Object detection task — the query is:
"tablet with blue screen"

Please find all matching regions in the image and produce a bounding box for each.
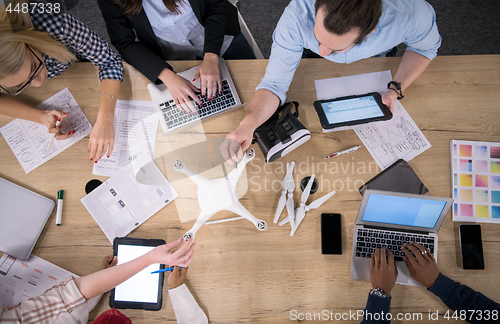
[314,92,392,129]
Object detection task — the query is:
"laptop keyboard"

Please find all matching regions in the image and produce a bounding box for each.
[159,79,236,131]
[355,228,435,261]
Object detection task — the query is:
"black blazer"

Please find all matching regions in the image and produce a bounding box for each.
[97,0,241,83]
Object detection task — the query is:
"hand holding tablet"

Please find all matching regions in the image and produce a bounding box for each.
[109,237,195,310]
[314,92,393,130]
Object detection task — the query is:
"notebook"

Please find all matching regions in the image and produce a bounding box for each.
[350,190,452,286]
[0,177,54,260]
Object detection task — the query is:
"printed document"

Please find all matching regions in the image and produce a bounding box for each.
[93,100,159,177]
[0,254,75,308]
[82,153,178,243]
[0,88,92,173]
[315,71,431,170]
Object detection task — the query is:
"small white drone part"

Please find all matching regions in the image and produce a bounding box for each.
[174,148,268,241]
[279,174,336,236]
[274,161,295,225]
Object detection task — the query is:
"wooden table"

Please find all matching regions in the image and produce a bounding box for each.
[1,56,499,323]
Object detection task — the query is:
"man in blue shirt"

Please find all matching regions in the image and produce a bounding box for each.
[222,0,441,162]
[362,243,500,323]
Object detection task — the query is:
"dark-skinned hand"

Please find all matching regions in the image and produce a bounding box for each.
[370,246,398,295]
[401,242,440,288]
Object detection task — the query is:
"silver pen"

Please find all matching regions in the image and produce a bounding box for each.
[324,145,361,159]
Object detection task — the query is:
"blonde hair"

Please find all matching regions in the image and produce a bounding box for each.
[0,1,76,79]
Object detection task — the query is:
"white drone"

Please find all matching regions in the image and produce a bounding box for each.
[174,148,268,241]
[277,173,336,236]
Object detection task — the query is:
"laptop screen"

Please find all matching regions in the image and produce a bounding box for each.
[362,193,447,229]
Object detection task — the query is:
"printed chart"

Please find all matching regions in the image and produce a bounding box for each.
[0,254,74,308]
[451,140,500,223]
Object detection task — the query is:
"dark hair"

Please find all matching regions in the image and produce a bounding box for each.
[315,0,382,44]
[115,0,183,17]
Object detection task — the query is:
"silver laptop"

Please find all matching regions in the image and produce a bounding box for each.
[350,189,453,286]
[0,177,55,260]
[148,58,243,134]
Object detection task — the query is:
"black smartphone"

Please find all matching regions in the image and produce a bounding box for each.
[321,213,342,255]
[459,224,484,270]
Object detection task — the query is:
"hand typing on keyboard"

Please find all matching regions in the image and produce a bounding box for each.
[370,246,398,295]
[401,242,440,288]
[193,53,222,100]
[158,68,202,114]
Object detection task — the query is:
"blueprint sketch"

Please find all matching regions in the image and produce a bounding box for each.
[353,101,431,170]
[0,88,92,173]
[92,100,159,177]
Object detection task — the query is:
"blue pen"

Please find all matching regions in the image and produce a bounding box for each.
[150,266,184,274]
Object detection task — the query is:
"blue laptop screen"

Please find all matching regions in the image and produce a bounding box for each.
[362,194,447,229]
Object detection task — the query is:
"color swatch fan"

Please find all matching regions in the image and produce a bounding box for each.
[450,140,500,223]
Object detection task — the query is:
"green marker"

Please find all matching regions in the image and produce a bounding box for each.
[56,190,64,226]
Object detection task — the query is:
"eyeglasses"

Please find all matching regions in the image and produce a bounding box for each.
[0,46,45,96]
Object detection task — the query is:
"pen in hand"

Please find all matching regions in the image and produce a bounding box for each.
[151,266,184,274]
[47,116,63,152]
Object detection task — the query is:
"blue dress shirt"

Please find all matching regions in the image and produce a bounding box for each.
[256,0,442,104]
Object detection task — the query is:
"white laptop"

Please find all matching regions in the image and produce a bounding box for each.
[148,58,243,134]
[350,190,453,286]
[0,177,55,260]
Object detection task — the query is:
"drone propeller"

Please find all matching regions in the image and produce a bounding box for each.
[290,189,336,236]
[274,162,295,223]
[274,192,287,223]
[289,174,315,236]
[307,190,336,211]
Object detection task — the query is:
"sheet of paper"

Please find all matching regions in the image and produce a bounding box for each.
[315,71,431,170]
[82,153,178,243]
[451,140,500,223]
[0,88,92,173]
[0,254,74,308]
[353,101,432,170]
[93,100,159,177]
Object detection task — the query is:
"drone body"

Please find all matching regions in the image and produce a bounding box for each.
[174,148,268,241]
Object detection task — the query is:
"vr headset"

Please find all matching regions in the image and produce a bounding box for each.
[252,101,310,163]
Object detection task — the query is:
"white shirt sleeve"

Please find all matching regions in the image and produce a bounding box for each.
[168,284,208,324]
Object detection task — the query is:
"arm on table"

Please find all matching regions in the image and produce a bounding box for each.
[382,0,441,111]
[168,266,208,324]
[0,95,72,139]
[361,247,398,324]
[221,4,305,162]
[221,89,280,163]
[429,274,500,324]
[74,238,195,300]
[89,78,120,161]
[382,51,431,111]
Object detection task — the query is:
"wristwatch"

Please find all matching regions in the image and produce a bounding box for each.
[369,288,391,298]
[387,81,404,100]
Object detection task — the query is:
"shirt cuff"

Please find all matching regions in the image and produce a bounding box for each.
[364,292,392,316]
[168,284,197,310]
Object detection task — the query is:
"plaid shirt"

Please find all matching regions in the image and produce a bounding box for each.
[29,10,123,82]
[0,277,87,324]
